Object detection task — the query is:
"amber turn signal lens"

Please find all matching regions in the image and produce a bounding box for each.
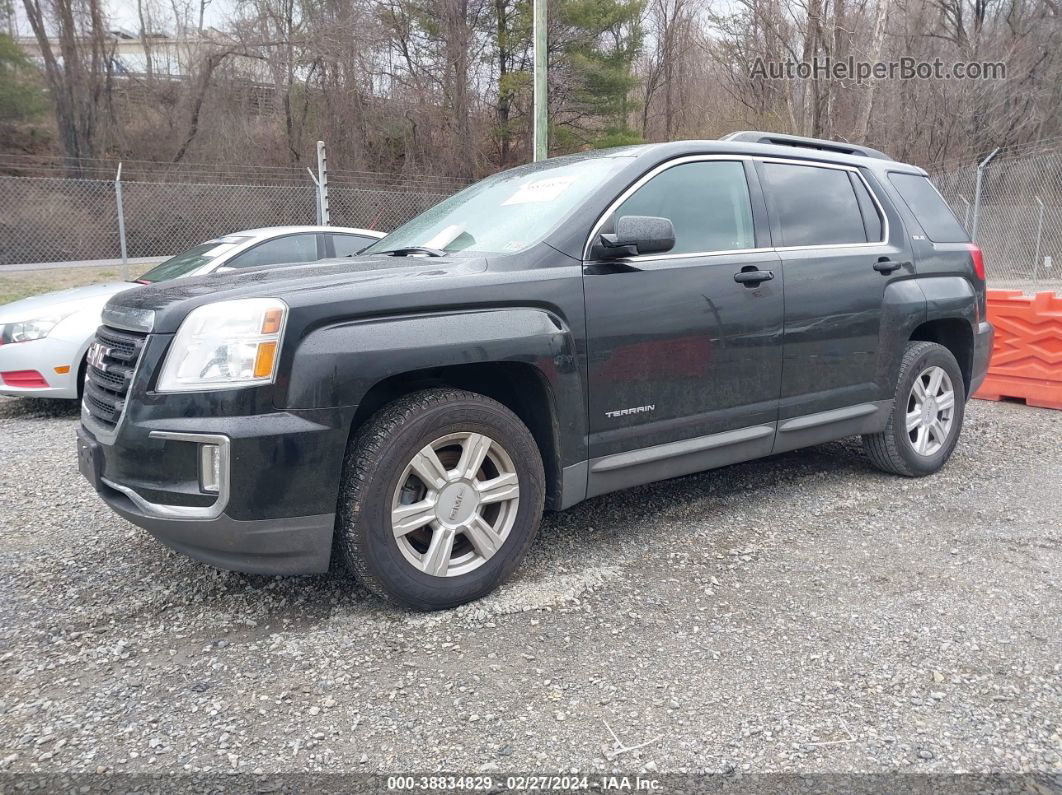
[54,365,71,374]
[253,341,277,378]
[261,309,283,334]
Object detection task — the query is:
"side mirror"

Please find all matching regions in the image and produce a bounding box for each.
[593,215,675,259]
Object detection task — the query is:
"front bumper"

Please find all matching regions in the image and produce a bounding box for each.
[970,320,994,397]
[100,476,335,575]
[0,337,81,398]
[78,394,354,575]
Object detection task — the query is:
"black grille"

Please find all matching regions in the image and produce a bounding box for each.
[84,326,147,428]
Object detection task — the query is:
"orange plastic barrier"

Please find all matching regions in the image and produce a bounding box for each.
[973,290,1062,410]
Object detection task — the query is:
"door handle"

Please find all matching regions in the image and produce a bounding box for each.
[873,259,906,273]
[734,269,774,285]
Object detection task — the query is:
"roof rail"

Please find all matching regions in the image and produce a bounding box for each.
[721,130,893,161]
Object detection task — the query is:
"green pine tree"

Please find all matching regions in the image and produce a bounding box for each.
[0,34,47,123]
[554,0,645,150]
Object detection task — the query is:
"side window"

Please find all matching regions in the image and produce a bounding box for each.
[613,160,755,255]
[331,233,378,257]
[888,173,969,243]
[761,162,868,246]
[226,233,320,270]
[849,172,884,242]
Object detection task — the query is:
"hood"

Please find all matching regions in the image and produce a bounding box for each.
[103,254,490,334]
[0,281,138,324]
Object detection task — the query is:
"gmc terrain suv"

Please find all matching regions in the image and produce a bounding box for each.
[78,132,993,610]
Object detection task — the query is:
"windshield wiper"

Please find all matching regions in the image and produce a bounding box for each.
[377,246,446,258]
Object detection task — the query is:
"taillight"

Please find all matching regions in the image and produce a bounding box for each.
[968,244,986,281]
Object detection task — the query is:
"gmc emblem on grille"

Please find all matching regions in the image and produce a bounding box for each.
[86,342,110,371]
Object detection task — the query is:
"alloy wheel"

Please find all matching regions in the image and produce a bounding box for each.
[390,432,520,577]
[906,365,956,456]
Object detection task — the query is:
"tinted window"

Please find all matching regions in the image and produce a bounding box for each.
[888,173,969,243]
[762,163,868,246]
[331,233,378,257]
[850,173,884,242]
[138,236,250,282]
[613,160,755,255]
[226,233,320,270]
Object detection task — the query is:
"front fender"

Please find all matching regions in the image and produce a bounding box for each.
[283,307,580,413]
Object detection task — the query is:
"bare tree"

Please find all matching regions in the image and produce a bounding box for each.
[21,0,115,171]
[11,0,1062,179]
[854,0,889,139]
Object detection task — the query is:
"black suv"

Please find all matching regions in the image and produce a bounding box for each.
[78,132,993,610]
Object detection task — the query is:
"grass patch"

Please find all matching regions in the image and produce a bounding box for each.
[0,267,127,305]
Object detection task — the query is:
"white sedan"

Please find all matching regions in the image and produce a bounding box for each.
[0,225,384,399]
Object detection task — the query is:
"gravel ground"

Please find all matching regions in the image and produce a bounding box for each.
[0,396,1059,777]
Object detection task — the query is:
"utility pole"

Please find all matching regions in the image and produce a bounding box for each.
[532,0,548,161]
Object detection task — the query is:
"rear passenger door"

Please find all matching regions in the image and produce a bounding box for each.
[756,159,912,451]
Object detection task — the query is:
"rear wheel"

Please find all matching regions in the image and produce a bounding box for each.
[336,388,545,610]
[863,341,966,476]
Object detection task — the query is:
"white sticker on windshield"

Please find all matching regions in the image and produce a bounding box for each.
[204,244,236,257]
[501,176,577,206]
[424,224,465,250]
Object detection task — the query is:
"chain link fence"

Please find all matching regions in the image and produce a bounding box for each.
[929,145,1062,290]
[2,146,1060,290]
[0,154,464,267]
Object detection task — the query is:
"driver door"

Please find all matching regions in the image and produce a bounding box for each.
[583,157,784,497]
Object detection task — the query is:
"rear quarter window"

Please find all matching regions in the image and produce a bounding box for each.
[888,173,969,243]
[331,233,379,257]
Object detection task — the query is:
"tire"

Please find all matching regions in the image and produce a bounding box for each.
[76,354,88,401]
[863,340,966,477]
[336,388,545,610]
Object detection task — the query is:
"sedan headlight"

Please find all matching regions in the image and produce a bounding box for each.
[157,298,288,392]
[0,314,67,344]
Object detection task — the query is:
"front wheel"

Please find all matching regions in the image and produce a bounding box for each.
[863,340,966,477]
[335,388,545,610]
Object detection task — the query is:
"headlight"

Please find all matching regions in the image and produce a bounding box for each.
[156,298,287,392]
[0,314,67,344]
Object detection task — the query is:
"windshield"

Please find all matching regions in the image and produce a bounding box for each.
[363,155,633,256]
[137,236,251,283]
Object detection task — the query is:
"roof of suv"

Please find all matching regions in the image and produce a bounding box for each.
[601,134,928,176]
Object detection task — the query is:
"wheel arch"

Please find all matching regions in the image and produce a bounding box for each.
[285,307,586,509]
[347,362,565,510]
[909,317,974,397]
